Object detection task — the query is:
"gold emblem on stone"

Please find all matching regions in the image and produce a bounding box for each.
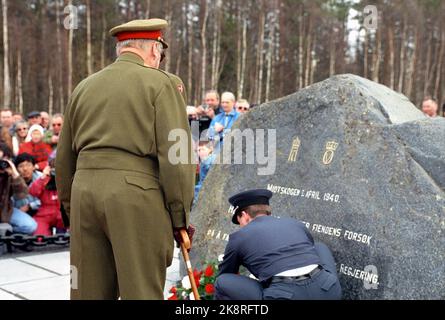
[288,137,301,162]
[322,141,339,165]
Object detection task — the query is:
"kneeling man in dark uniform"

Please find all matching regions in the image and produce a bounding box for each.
[215,189,342,300]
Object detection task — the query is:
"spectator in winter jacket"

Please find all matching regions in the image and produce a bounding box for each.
[29,165,64,236]
[193,141,216,204]
[14,153,42,217]
[0,143,37,234]
[11,120,29,157]
[18,124,52,171]
[43,114,64,151]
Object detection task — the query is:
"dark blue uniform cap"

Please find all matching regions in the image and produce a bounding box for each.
[228,189,273,225]
[27,111,41,119]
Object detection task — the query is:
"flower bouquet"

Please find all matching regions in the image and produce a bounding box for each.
[168,261,218,300]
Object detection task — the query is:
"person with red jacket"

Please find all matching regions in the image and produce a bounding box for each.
[18,124,52,171]
[29,165,64,236]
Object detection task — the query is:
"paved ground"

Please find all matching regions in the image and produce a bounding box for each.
[0,246,181,300]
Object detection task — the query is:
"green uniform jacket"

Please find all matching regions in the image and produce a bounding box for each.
[56,52,195,228]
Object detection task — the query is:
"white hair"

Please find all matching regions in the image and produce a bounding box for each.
[221,92,236,102]
[115,39,163,57]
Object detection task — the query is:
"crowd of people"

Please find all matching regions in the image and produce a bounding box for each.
[0,109,66,240]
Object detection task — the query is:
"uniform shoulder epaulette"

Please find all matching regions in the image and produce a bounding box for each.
[157,69,178,80]
[145,67,174,81]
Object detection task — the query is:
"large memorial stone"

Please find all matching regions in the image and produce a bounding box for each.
[190,74,445,299]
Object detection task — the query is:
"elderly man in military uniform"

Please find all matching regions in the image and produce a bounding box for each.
[215,189,342,300]
[56,19,195,300]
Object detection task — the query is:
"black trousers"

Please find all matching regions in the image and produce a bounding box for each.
[214,242,342,300]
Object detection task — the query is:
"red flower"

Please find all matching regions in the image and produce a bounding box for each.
[204,265,214,277]
[170,287,177,294]
[168,293,178,300]
[193,269,202,277]
[193,269,202,285]
[205,283,215,294]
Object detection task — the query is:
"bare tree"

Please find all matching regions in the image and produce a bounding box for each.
[237,9,247,99]
[145,0,151,18]
[236,6,242,97]
[48,74,54,116]
[329,24,336,77]
[186,3,193,103]
[86,0,93,75]
[176,3,187,77]
[211,0,222,91]
[397,13,407,93]
[363,30,369,79]
[297,3,304,90]
[434,28,444,99]
[100,13,107,70]
[423,26,433,96]
[56,0,65,111]
[405,25,418,99]
[67,0,74,101]
[255,7,265,103]
[240,18,247,98]
[387,25,395,89]
[304,13,313,87]
[16,49,23,113]
[2,0,11,107]
[266,2,278,102]
[164,0,173,73]
[372,27,381,83]
[310,30,317,85]
[200,0,209,99]
[425,26,440,100]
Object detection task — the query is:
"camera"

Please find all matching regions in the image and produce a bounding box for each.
[202,104,209,111]
[46,169,57,191]
[0,159,10,170]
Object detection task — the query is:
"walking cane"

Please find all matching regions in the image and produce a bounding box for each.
[180,229,201,300]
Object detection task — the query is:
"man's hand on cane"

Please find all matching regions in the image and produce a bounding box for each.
[173,224,195,252]
[174,224,200,300]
